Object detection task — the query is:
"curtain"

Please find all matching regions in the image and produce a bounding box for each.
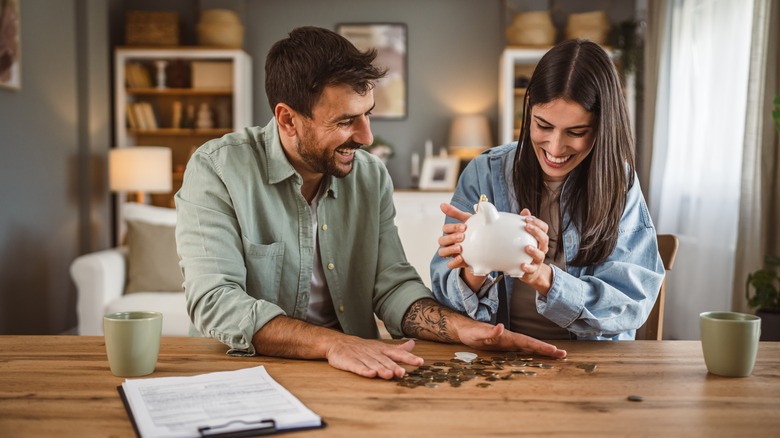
[639,0,667,194]
[648,0,755,339]
[732,0,780,314]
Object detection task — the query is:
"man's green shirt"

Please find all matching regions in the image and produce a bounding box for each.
[175,118,432,355]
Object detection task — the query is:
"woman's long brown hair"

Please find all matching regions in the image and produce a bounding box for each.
[513,39,635,266]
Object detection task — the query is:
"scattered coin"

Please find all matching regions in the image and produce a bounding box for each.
[454,352,478,363]
[395,353,562,388]
[576,363,598,374]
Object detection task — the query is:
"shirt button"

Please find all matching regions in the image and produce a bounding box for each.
[321,224,328,231]
[338,305,345,312]
[327,263,335,270]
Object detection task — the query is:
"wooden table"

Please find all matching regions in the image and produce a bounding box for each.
[1,337,778,436]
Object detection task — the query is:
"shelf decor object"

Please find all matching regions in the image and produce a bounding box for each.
[418,156,461,191]
[565,11,611,45]
[197,9,244,48]
[505,10,555,47]
[124,10,179,47]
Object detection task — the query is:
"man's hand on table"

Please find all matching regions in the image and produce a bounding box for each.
[253,315,423,380]
[325,338,422,379]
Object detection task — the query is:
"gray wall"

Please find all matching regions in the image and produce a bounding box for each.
[0,0,111,334]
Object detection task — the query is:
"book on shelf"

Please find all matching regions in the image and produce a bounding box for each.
[118,365,324,437]
[127,102,158,131]
[126,103,139,129]
[125,62,152,89]
[139,102,158,130]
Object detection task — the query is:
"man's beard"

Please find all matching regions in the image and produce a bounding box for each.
[296,129,362,178]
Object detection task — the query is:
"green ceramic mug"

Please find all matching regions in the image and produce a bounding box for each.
[700,311,761,377]
[104,311,162,377]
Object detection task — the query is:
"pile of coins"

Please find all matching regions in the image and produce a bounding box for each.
[394,351,561,389]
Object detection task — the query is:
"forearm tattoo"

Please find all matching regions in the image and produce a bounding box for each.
[402,299,457,343]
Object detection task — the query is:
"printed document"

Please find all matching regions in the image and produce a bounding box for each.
[120,365,322,437]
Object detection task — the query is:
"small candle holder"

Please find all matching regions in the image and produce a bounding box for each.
[154,60,168,89]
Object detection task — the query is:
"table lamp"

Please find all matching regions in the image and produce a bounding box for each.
[109,146,172,203]
[448,114,492,161]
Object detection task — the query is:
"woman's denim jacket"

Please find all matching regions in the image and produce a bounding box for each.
[430,143,665,340]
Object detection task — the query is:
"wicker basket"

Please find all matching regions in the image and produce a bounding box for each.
[197,9,244,48]
[506,11,556,47]
[125,11,179,47]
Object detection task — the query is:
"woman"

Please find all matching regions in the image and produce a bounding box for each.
[431,39,664,340]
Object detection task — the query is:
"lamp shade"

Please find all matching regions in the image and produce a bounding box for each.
[109,147,172,193]
[448,114,492,160]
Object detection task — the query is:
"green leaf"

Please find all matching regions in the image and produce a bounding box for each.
[765,255,780,266]
[746,256,780,310]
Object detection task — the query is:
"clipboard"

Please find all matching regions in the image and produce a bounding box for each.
[118,386,326,437]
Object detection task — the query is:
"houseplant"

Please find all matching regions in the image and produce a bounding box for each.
[746,256,780,341]
[745,94,780,341]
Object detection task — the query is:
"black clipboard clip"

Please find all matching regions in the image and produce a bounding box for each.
[198,419,276,437]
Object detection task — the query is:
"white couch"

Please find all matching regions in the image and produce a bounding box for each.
[71,192,452,337]
[71,203,190,336]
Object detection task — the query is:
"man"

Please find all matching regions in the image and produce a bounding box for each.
[175,26,566,380]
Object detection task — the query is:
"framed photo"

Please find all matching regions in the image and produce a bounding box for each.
[419,157,460,191]
[336,23,407,119]
[0,0,21,91]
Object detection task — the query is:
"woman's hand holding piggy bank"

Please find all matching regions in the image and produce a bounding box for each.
[459,196,537,277]
[439,195,553,294]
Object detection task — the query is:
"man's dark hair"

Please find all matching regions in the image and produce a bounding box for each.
[265,26,386,118]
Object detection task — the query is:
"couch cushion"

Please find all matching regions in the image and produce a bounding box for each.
[125,219,184,293]
[105,292,190,336]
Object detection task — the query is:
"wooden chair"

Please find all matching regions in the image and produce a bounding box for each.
[636,234,679,340]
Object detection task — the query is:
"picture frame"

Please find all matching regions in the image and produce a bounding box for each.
[0,0,21,91]
[336,23,407,119]
[419,157,461,191]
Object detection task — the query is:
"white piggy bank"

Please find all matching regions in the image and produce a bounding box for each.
[460,195,538,278]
